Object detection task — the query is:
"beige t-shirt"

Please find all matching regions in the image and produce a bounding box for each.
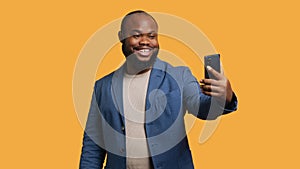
[123,70,153,169]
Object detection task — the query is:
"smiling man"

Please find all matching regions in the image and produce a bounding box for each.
[79,10,238,169]
[119,11,159,75]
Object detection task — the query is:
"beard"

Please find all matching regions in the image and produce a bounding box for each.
[122,43,159,74]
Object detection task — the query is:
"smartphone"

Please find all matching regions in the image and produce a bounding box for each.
[204,54,221,79]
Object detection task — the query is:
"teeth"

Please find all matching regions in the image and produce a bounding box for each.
[136,48,151,56]
[139,49,150,52]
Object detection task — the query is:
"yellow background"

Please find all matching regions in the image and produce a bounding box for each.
[1,0,299,168]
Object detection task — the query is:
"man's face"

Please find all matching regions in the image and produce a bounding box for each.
[120,14,159,71]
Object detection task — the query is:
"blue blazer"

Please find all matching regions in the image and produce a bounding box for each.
[80,58,238,169]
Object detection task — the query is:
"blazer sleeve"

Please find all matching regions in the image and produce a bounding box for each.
[182,67,238,120]
[79,91,106,169]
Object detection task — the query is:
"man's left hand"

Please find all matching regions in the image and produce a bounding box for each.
[200,66,233,103]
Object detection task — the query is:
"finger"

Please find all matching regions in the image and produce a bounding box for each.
[201,84,211,92]
[202,90,222,97]
[206,66,224,80]
[200,78,214,85]
[201,85,221,92]
[200,78,222,86]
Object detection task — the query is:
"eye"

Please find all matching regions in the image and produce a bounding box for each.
[148,34,157,39]
[132,34,140,39]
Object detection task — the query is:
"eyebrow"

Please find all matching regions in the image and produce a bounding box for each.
[130,30,157,34]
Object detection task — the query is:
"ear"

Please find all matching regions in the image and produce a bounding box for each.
[118,31,124,43]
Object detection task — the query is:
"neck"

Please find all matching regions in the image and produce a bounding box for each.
[125,62,152,75]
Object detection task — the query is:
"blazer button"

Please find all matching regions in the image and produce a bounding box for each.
[121,126,125,131]
[120,148,125,153]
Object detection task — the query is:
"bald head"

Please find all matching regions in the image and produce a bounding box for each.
[120,10,158,35]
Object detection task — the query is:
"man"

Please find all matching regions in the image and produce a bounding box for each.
[80,10,238,169]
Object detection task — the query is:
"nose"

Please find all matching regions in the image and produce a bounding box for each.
[139,35,150,46]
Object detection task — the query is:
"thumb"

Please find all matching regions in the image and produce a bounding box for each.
[206,66,223,80]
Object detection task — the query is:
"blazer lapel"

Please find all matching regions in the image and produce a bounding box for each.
[111,64,126,124]
[145,58,166,111]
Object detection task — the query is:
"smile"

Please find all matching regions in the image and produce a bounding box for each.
[135,48,152,57]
